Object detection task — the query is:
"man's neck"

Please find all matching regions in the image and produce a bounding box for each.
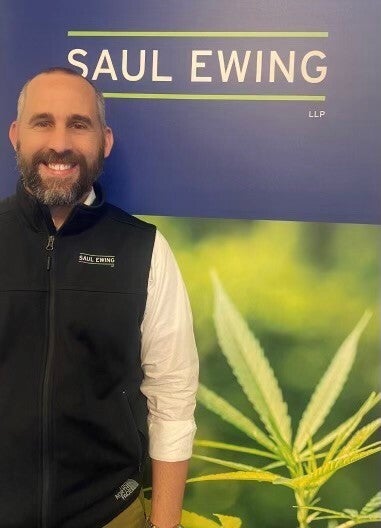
[49,188,94,230]
[49,204,76,230]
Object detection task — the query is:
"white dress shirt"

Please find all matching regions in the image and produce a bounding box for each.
[85,189,199,461]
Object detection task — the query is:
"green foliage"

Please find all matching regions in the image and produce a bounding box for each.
[298,490,381,526]
[197,384,276,451]
[187,469,281,485]
[212,272,292,449]
[360,491,381,516]
[294,312,372,453]
[141,217,380,526]
[191,277,380,528]
[144,499,243,528]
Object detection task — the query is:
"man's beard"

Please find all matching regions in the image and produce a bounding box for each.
[16,144,105,206]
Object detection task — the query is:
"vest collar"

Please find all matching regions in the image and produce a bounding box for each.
[16,180,106,235]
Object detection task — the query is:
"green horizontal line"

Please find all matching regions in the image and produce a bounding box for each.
[68,31,328,38]
[103,93,325,101]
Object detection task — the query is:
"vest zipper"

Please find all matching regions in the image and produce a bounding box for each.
[42,234,55,528]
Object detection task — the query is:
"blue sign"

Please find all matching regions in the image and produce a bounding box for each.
[1,1,380,223]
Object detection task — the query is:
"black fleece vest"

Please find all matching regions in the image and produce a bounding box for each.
[0,182,156,528]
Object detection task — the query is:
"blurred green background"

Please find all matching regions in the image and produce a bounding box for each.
[142,217,380,527]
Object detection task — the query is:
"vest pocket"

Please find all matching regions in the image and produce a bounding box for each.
[118,390,144,471]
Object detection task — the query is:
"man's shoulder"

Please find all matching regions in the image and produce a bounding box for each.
[104,201,156,234]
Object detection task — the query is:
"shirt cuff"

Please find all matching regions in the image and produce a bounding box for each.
[148,417,197,462]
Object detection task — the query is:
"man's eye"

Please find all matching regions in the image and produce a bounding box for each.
[35,121,51,128]
[71,122,87,130]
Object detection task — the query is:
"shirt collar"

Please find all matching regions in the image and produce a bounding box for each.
[83,187,96,206]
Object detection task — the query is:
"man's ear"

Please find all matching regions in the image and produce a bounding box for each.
[103,127,114,158]
[9,121,19,151]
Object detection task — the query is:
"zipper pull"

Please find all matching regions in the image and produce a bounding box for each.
[46,235,55,251]
[46,235,55,270]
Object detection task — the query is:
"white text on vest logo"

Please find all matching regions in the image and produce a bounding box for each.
[78,253,116,267]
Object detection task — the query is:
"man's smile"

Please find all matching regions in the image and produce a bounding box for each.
[39,161,79,177]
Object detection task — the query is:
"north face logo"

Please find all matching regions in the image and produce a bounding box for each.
[78,253,116,267]
[115,479,139,500]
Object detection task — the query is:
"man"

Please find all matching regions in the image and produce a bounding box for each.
[0,67,198,528]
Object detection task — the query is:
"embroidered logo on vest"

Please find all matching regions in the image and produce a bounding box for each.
[78,253,116,267]
[115,479,139,500]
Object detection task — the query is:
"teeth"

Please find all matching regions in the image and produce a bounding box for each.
[47,163,72,171]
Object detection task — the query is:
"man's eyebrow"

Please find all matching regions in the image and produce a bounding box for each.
[28,113,54,124]
[67,114,93,126]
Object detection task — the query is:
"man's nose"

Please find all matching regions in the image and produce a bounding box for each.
[47,127,72,153]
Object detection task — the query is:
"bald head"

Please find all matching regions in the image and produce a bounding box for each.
[16,67,107,128]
